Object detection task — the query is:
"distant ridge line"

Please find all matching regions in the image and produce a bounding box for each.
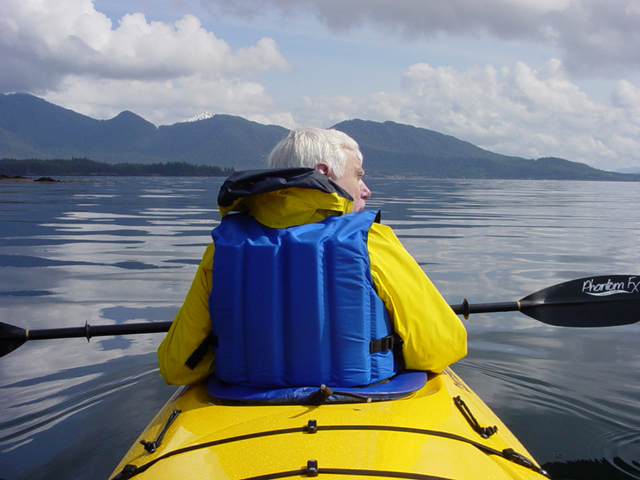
[0,93,638,181]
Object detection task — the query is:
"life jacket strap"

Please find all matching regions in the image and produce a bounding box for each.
[369,333,403,354]
[185,332,218,370]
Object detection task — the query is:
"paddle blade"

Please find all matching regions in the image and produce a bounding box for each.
[0,322,27,358]
[519,275,640,327]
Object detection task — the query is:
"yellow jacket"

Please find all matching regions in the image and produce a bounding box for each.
[158,169,467,385]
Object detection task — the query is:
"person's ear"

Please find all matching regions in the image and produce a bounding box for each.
[314,162,330,176]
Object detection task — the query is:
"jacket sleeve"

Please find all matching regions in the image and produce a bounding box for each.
[368,223,467,373]
[158,243,216,385]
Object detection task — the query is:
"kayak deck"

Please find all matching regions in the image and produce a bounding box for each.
[110,369,548,480]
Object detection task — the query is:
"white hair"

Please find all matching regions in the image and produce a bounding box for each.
[267,127,363,178]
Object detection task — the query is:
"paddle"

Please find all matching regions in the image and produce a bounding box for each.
[1,275,638,359]
[0,321,173,359]
[451,274,640,326]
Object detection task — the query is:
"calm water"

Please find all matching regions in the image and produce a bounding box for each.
[0,176,639,480]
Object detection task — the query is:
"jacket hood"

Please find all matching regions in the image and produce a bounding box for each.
[217,168,354,229]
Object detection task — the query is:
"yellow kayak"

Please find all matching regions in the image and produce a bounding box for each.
[110,368,549,480]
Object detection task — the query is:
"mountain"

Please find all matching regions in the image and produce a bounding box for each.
[0,93,637,181]
[332,119,632,180]
[0,93,287,169]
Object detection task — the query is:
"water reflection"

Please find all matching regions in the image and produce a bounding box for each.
[1,177,639,480]
[0,353,172,480]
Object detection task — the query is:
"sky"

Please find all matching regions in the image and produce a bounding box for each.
[1,0,640,172]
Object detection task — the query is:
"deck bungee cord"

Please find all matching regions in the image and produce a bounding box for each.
[2,275,637,480]
[111,413,550,480]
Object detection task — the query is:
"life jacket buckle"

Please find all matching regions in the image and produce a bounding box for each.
[369,334,402,354]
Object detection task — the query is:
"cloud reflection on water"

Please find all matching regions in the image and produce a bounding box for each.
[1,176,639,480]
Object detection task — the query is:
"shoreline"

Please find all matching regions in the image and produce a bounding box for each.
[0,174,60,182]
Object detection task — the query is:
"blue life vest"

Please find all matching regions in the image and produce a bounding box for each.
[209,210,400,389]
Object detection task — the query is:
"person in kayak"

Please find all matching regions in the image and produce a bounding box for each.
[158,127,467,389]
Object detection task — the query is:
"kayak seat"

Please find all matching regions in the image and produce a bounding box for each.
[206,371,428,405]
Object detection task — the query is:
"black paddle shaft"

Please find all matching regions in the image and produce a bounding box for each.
[25,321,174,340]
[0,321,173,358]
[450,301,519,318]
[1,275,639,359]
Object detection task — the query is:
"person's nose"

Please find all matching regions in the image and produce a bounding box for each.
[360,180,371,199]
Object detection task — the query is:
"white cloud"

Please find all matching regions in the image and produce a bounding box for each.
[44,75,283,126]
[612,80,640,116]
[2,0,639,170]
[0,0,291,123]
[1,0,290,82]
[202,0,640,77]
[293,60,640,171]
